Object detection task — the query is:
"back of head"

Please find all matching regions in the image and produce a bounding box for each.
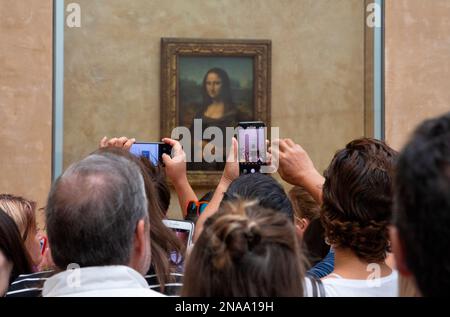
[288,186,326,266]
[321,138,397,263]
[93,147,185,289]
[302,217,329,267]
[0,208,32,286]
[394,112,450,296]
[223,173,294,221]
[182,200,305,297]
[288,185,320,221]
[46,153,148,269]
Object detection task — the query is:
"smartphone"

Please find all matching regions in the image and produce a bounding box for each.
[162,219,195,248]
[130,142,172,165]
[237,121,267,175]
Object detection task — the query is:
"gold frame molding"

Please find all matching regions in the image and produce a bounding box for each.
[160,38,272,188]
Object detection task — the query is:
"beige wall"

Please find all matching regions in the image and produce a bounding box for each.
[63,0,367,218]
[1,0,449,223]
[385,0,450,150]
[0,0,53,225]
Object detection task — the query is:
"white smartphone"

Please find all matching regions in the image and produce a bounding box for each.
[162,219,195,248]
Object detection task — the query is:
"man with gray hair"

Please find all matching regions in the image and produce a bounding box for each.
[42,152,163,296]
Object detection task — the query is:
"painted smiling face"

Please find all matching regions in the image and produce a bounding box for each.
[205,72,222,100]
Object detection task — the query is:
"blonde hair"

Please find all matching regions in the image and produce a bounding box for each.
[0,194,37,240]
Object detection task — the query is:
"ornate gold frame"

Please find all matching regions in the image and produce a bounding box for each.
[160,38,271,188]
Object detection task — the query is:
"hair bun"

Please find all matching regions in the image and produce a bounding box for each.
[210,215,264,269]
[244,221,262,251]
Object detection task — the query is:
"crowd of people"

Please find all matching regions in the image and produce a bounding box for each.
[1,112,450,297]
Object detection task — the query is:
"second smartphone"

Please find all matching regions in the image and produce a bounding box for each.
[162,219,195,248]
[237,121,267,175]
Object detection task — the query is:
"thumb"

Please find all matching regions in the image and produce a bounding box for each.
[227,137,238,163]
[99,136,108,148]
[162,153,171,165]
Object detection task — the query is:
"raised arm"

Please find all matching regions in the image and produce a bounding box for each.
[193,137,239,242]
[270,138,325,204]
[161,138,198,218]
[99,136,197,217]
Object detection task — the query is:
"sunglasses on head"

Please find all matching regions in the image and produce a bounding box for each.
[187,201,209,217]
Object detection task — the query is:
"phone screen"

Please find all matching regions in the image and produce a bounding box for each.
[130,143,161,165]
[168,228,191,266]
[172,228,190,248]
[238,123,266,174]
[162,219,194,249]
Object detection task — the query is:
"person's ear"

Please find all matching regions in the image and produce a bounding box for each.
[295,217,309,238]
[390,226,412,277]
[295,217,309,233]
[129,219,148,274]
[135,219,146,253]
[295,223,303,239]
[300,218,309,230]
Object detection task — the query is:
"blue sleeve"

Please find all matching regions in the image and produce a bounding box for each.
[306,248,335,279]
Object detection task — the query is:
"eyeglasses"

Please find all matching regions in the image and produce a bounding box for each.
[186,201,209,217]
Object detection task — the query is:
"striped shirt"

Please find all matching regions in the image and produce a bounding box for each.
[144,269,183,296]
[5,267,184,297]
[5,270,53,297]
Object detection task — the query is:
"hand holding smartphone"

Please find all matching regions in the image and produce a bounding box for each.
[130,142,172,165]
[237,121,267,175]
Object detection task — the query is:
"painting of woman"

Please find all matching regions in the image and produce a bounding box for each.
[179,60,253,171]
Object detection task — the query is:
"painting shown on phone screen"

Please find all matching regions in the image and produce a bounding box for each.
[178,57,254,171]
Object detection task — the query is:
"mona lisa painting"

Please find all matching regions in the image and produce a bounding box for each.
[161,38,271,187]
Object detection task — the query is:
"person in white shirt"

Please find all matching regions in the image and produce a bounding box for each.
[320,270,398,297]
[42,152,164,297]
[271,138,399,297]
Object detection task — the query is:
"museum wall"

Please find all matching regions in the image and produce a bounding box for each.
[0,0,53,225]
[385,0,450,150]
[63,0,366,218]
[4,1,448,222]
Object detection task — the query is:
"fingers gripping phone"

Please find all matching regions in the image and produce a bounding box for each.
[162,219,195,248]
[130,142,172,165]
[237,121,267,175]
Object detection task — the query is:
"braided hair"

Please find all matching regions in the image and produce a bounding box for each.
[321,138,398,263]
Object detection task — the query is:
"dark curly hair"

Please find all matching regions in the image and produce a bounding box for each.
[321,138,398,263]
